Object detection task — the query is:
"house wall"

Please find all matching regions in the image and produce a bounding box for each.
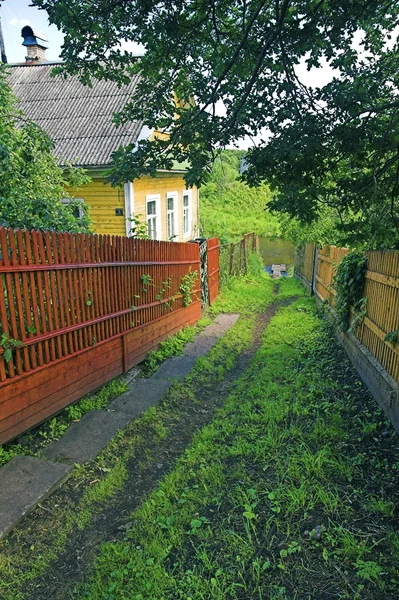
[133,172,199,241]
[67,172,199,241]
[66,177,126,236]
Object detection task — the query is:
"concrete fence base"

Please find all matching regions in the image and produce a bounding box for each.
[337,328,399,433]
[296,273,399,434]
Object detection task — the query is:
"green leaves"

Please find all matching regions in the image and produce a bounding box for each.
[333,251,367,332]
[32,0,399,245]
[179,270,198,307]
[0,65,91,233]
[0,330,24,364]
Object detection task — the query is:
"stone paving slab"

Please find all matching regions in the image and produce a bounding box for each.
[109,379,172,416]
[42,410,131,464]
[150,356,197,381]
[0,456,72,540]
[183,335,220,357]
[197,313,240,337]
[0,312,242,541]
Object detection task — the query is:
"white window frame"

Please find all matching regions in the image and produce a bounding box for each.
[182,189,192,239]
[60,197,85,219]
[166,191,178,241]
[146,194,161,240]
[124,181,135,237]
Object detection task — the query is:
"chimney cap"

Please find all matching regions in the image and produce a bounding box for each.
[21,25,48,49]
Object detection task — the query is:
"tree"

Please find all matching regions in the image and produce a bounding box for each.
[34,0,399,246]
[0,65,91,232]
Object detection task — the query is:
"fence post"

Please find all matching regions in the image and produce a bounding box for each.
[241,237,247,273]
[311,245,318,296]
[229,243,234,275]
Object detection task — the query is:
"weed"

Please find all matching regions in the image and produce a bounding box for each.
[2,276,398,600]
[143,327,196,375]
[179,270,198,307]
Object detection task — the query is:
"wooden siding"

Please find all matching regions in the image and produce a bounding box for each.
[0,228,204,444]
[67,177,126,236]
[134,173,198,241]
[67,173,199,241]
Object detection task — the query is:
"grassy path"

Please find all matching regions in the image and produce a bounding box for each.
[76,288,399,599]
[0,270,287,599]
[1,273,399,599]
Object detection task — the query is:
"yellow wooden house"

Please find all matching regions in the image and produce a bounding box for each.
[8,33,199,241]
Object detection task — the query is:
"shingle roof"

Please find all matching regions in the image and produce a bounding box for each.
[7,62,143,167]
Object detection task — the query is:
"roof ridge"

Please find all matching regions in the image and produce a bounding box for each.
[8,61,65,67]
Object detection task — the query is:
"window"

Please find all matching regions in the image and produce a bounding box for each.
[61,198,85,219]
[166,193,178,240]
[182,190,192,238]
[146,195,161,240]
[147,200,157,240]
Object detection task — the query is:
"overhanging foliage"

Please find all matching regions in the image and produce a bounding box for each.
[33,0,399,245]
[0,66,91,232]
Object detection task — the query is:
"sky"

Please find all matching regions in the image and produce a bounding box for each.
[1,0,339,77]
[0,0,337,150]
[0,0,64,63]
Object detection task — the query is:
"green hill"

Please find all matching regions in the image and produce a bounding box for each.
[200,150,281,243]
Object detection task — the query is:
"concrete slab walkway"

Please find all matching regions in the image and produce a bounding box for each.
[109,379,172,416]
[0,456,72,539]
[42,411,132,464]
[0,313,240,540]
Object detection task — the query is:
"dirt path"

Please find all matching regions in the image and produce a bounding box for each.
[24,297,296,599]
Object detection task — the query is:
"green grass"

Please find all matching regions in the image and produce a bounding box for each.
[0,270,279,600]
[210,267,274,317]
[2,275,398,600]
[74,291,399,600]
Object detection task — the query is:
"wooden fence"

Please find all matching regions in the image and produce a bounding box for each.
[295,243,399,383]
[207,237,220,304]
[0,228,217,445]
[294,243,316,291]
[219,233,259,285]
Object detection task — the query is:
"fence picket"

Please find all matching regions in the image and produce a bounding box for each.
[0,227,209,444]
[296,242,399,383]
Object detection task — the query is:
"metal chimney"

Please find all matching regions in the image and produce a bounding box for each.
[21,25,48,63]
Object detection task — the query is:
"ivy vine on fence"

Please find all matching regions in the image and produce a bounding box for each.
[333,250,367,332]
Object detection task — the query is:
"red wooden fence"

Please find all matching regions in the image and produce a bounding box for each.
[0,228,210,445]
[207,238,220,304]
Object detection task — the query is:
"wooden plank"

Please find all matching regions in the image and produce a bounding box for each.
[0,362,123,446]
[0,355,123,439]
[0,229,22,375]
[315,274,336,295]
[365,270,399,289]
[0,226,212,442]
[0,338,122,416]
